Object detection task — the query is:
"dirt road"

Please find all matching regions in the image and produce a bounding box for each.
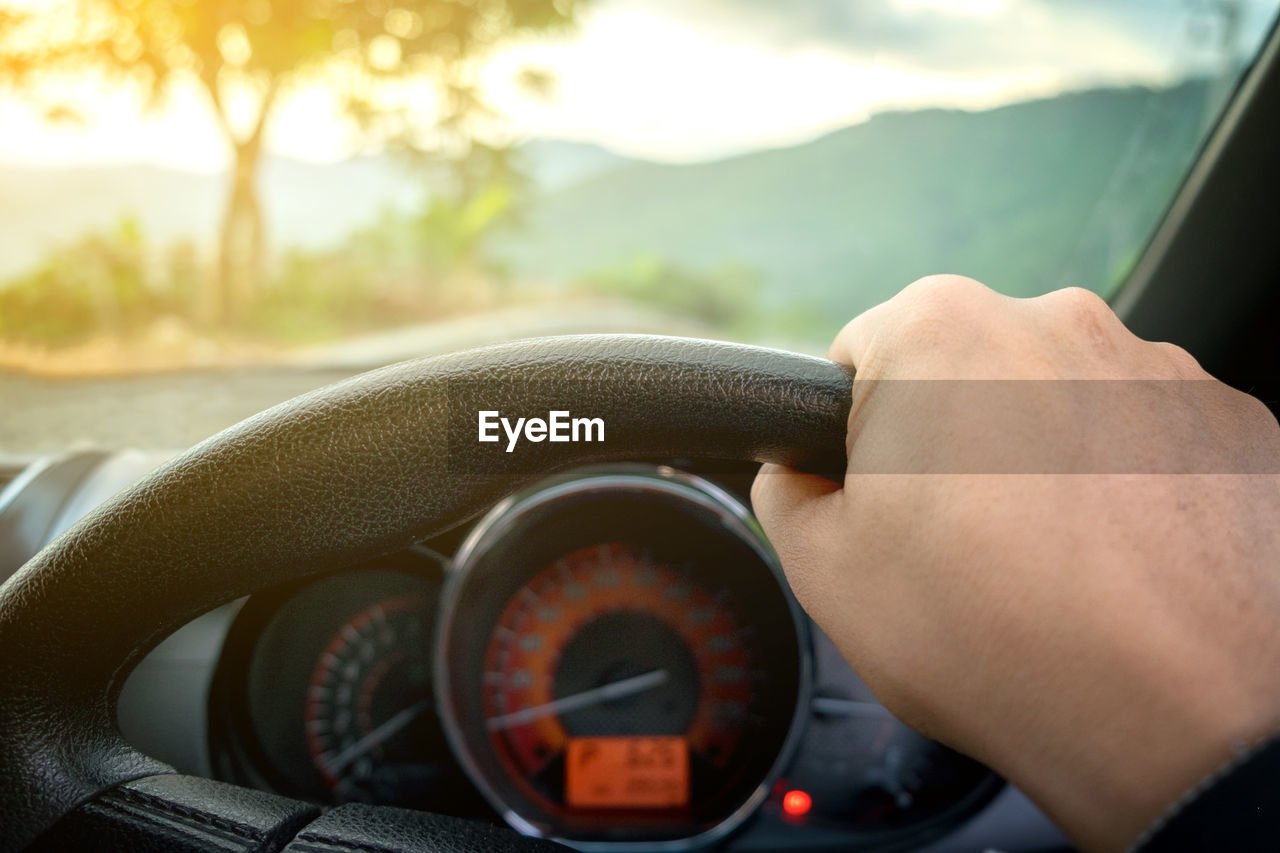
[1,367,360,455]
[1,301,750,456]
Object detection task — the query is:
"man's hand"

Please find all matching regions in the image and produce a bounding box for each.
[752,275,1280,851]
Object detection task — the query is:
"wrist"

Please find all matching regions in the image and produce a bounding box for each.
[995,643,1280,851]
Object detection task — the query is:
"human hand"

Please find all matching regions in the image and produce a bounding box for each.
[752,275,1280,851]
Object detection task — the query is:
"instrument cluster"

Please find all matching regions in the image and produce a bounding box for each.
[209,464,1001,851]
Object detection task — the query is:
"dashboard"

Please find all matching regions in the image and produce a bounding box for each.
[0,451,1070,852]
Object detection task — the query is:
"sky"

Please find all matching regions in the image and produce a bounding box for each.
[0,0,1276,170]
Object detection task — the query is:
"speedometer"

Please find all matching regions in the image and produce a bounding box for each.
[436,466,809,849]
[484,543,754,811]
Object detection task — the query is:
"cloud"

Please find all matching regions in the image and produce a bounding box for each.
[481,0,1278,161]
[615,0,1277,80]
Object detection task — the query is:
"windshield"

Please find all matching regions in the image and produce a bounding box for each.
[1,0,1277,455]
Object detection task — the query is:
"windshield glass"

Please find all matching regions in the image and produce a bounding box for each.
[1,0,1277,454]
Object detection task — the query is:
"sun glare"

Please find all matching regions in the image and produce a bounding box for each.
[0,0,1271,436]
[0,0,1182,170]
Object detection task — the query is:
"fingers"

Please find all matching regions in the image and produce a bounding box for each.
[752,463,841,528]
[828,296,897,367]
[752,463,849,625]
[751,462,841,561]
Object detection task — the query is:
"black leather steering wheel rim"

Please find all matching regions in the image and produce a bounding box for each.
[0,335,853,852]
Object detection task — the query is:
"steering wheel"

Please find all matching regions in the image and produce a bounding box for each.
[0,336,853,853]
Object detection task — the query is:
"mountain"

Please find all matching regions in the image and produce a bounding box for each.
[519,139,633,191]
[0,80,1220,327]
[0,140,637,278]
[497,80,1219,324]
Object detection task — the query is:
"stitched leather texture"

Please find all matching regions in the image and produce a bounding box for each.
[29,775,320,853]
[283,804,568,853]
[0,335,853,851]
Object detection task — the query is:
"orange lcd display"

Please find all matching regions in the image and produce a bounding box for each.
[566,736,690,809]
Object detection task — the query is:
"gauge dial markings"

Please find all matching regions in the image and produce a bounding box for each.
[304,591,436,795]
[480,541,762,813]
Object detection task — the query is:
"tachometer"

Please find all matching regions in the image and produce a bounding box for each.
[210,553,487,817]
[304,590,436,802]
[436,466,809,849]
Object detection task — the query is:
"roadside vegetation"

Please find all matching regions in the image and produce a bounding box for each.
[0,209,768,371]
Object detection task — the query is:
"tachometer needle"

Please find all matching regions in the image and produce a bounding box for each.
[485,669,670,731]
[324,698,432,775]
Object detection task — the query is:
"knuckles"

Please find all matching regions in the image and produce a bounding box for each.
[1151,341,1206,379]
[903,274,993,300]
[1037,286,1125,343]
[1233,390,1280,435]
[892,275,996,345]
[901,275,996,319]
[1042,286,1112,320]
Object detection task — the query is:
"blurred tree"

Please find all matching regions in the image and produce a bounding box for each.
[0,5,83,115]
[0,7,31,78]
[31,0,581,326]
[411,140,529,291]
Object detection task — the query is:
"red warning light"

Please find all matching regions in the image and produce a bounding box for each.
[782,789,812,818]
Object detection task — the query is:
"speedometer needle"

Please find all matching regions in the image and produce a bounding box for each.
[485,669,670,731]
[324,698,432,775]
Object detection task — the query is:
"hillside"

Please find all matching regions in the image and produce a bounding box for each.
[0,81,1220,335]
[498,81,1218,326]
